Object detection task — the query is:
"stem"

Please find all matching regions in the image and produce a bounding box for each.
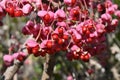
[41,54,56,80]
[83,0,88,10]
[1,36,33,80]
[1,51,29,80]
[1,60,22,80]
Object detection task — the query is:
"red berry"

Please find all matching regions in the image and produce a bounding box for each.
[45,29,49,35]
[88,25,95,33]
[40,51,46,57]
[17,55,24,62]
[43,3,48,10]
[63,34,69,40]
[72,35,80,43]
[34,52,40,57]
[85,30,90,36]
[97,4,104,12]
[32,45,39,54]
[73,51,79,60]
[57,17,65,22]
[88,25,93,30]
[43,13,50,23]
[74,38,80,43]
[77,42,83,47]
[87,37,92,42]
[71,0,76,5]
[82,26,87,33]
[84,54,90,61]
[26,46,32,54]
[72,16,78,21]
[6,7,14,17]
[87,69,94,75]
[46,40,53,48]
[80,54,84,59]
[58,39,64,44]
[52,33,59,40]
[73,9,79,16]
[14,10,23,17]
[58,27,64,34]
[80,53,90,62]
[82,10,89,15]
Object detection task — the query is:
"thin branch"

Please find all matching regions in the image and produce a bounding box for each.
[0,36,33,80]
[41,54,56,80]
[1,60,23,80]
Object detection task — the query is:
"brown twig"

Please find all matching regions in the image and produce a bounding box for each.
[41,54,56,80]
[0,35,32,80]
[1,60,23,80]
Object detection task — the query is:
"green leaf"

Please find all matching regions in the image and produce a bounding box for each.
[113,0,120,6]
[55,64,61,71]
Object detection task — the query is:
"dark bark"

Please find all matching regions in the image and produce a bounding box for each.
[41,54,56,80]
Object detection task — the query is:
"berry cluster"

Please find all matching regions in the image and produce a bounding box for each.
[1,0,120,65]
[3,52,27,66]
[5,0,33,17]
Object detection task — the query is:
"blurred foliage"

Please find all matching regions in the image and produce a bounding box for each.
[113,0,120,6]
